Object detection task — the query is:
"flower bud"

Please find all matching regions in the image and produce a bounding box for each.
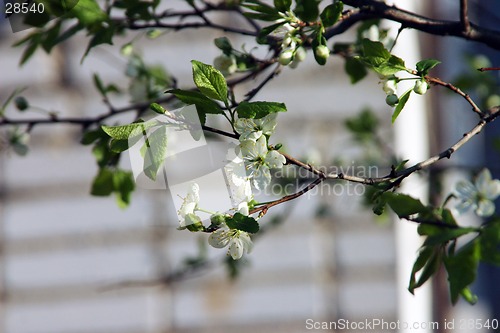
[413,79,428,95]
[279,49,294,66]
[14,96,29,111]
[294,46,306,62]
[314,45,330,61]
[382,79,397,95]
[386,94,399,106]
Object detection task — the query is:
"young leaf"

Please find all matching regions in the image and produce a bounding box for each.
[320,2,343,27]
[345,57,367,84]
[372,55,406,76]
[142,127,168,181]
[416,59,441,76]
[226,213,260,233]
[102,121,157,140]
[408,246,441,294]
[479,220,500,265]
[423,227,477,247]
[274,0,292,12]
[191,60,228,104]
[68,0,107,27]
[361,39,391,67]
[235,101,287,119]
[294,0,320,22]
[91,168,115,196]
[113,169,135,208]
[444,240,480,304]
[391,89,412,123]
[383,192,426,218]
[167,89,224,115]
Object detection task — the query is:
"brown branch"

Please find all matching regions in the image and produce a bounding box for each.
[423,75,483,117]
[336,0,500,50]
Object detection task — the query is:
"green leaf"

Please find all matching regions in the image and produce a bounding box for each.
[68,0,107,27]
[81,128,105,145]
[444,240,480,304]
[150,103,167,115]
[294,0,320,22]
[226,213,260,233]
[81,24,115,62]
[344,108,378,141]
[409,246,441,294]
[423,227,477,247]
[167,89,224,116]
[235,101,287,119]
[480,220,500,265]
[102,121,157,140]
[383,192,426,218]
[91,168,114,196]
[20,36,41,66]
[214,37,232,53]
[109,139,130,153]
[257,22,285,39]
[416,59,441,76]
[93,73,107,97]
[191,60,228,104]
[361,39,391,67]
[372,55,406,76]
[391,88,412,123]
[40,21,62,53]
[142,127,168,181]
[320,2,343,27]
[274,0,291,12]
[242,1,280,15]
[113,170,135,208]
[345,57,367,84]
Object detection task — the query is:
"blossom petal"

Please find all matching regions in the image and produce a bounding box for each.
[455,180,476,199]
[484,179,500,200]
[238,232,253,253]
[455,199,473,215]
[260,113,278,135]
[252,166,271,190]
[237,202,249,216]
[229,238,245,260]
[208,229,230,248]
[255,136,268,157]
[476,199,495,217]
[265,150,286,169]
[475,169,492,193]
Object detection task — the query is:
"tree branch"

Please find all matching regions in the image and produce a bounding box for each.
[336,0,500,50]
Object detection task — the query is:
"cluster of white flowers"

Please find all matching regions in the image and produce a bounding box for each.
[177,181,254,260]
[176,113,285,260]
[455,169,500,217]
[275,20,306,68]
[235,113,286,190]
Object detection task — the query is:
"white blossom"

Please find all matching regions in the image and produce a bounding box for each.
[234,113,278,142]
[208,227,253,260]
[455,169,500,217]
[214,54,237,76]
[239,136,286,190]
[177,182,201,228]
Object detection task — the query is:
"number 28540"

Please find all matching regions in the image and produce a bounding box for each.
[5,2,45,15]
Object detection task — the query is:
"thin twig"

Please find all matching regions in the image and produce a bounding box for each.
[460,0,471,34]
